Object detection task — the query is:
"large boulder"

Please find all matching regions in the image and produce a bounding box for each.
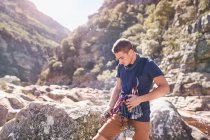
[0,101,104,140]
[150,98,193,140]
[0,104,8,127]
[172,72,210,96]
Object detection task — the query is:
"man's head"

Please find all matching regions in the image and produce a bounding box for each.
[112,38,135,66]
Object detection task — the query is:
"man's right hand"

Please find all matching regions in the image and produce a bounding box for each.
[100,107,113,123]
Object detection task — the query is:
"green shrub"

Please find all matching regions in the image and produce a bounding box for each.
[97,70,116,81]
[113,2,126,13]
[52,61,63,71]
[48,59,57,70]
[106,60,115,68]
[73,68,85,76]
[199,0,210,13]
[82,42,92,53]
[97,70,112,81]
[0,80,7,90]
[122,24,145,38]
[91,63,102,75]
[39,68,50,81]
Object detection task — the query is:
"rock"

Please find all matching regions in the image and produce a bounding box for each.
[201,14,210,33]
[177,109,210,138]
[19,94,34,102]
[166,96,210,111]
[66,87,110,105]
[0,102,103,140]
[172,72,210,96]
[190,125,210,140]
[7,97,24,109]
[150,98,193,140]
[0,104,8,127]
[33,90,41,98]
[196,37,210,61]
[0,75,21,85]
[186,13,210,34]
[47,92,65,102]
[22,85,36,94]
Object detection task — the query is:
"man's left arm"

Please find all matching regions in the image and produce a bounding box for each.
[139,75,170,102]
[126,75,170,110]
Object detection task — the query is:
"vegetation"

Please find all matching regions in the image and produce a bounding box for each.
[0,80,7,90]
[37,0,210,86]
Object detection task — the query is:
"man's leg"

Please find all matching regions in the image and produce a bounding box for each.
[92,133,108,140]
[130,120,150,140]
[93,114,127,140]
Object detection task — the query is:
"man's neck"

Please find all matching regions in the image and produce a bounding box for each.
[130,53,137,64]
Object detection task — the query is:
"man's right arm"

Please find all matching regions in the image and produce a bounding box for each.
[106,78,122,113]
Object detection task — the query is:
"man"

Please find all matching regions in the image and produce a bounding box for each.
[93,38,169,140]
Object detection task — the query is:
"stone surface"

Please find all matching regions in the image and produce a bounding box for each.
[150,98,193,140]
[0,104,8,127]
[0,102,103,140]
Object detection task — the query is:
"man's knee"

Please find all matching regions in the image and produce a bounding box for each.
[92,133,107,140]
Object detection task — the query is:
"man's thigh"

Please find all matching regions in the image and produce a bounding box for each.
[98,114,127,140]
[130,120,150,140]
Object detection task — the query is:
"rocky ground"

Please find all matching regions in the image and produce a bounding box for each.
[0,76,209,140]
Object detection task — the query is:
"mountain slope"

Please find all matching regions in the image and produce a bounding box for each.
[38,0,210,88]
[0,0,69,82]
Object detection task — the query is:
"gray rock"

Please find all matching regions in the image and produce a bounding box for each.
[0,104,8,127]
[7,97,24,109]
[0,76,20,85]
[150,98,193,140]
[0,102,103,140]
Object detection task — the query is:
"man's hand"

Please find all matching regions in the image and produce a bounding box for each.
[125,94,141,111]
[100,107,113,123]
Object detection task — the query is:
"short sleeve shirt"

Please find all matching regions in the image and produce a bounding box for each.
[116,54,163,114]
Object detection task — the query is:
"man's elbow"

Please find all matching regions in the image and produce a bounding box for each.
[164,84,170,95]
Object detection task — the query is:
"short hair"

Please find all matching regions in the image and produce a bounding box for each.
[112,38,134,53]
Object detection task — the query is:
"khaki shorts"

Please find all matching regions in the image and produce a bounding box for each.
[98,114,150,140]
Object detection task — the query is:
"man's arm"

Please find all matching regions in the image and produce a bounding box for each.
[126,75,170,110]
[106,78,122,112]
[140,75,170,102]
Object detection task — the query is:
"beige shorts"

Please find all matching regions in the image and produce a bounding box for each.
[98,114,150,140]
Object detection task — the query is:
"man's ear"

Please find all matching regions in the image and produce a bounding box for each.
[128,49,134,55]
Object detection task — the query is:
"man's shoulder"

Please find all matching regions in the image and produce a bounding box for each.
[139,56,154,65]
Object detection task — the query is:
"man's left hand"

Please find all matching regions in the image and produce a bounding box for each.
[125,95,141,111]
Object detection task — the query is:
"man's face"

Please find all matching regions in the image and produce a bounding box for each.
[114,50,133,66]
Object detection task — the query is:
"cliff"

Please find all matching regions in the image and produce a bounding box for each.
[0,0,69,83]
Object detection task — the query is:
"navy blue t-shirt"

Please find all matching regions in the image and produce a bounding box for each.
[116,54,163,121]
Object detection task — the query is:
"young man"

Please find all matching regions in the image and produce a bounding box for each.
[93,38,170,140]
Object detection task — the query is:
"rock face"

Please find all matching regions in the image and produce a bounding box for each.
[0,76,209,139]
[0,77,209,139]
[0,102,103,140]
[0,0,69,83]
[0,104,8,127]
[0,98,199,140]
[150,99,193,140]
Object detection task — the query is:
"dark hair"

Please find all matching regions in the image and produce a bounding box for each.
[112,38,134,53]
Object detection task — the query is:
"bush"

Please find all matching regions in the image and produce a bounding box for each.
[52,61,63,71]
[199,0,210,13]
[39,68,50,81]
[73,68,85,76]
[85,61,95,70]
[91,63,102,75]
[49,59,57,70]
[82,42,92,53]
[122,24,145,38]
[141,40,160,57]
[0,80,7,90]
[106,60,115,68]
